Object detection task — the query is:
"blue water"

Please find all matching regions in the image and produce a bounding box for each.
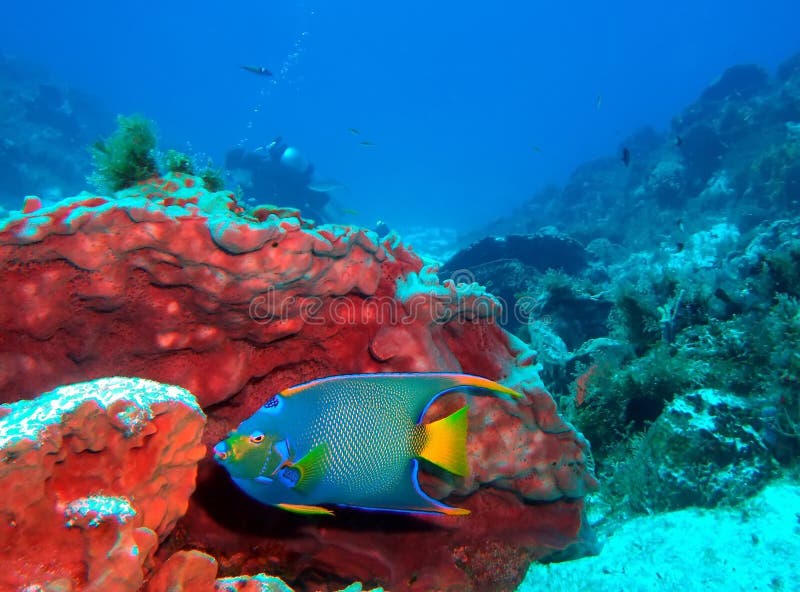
[2,0,798,231]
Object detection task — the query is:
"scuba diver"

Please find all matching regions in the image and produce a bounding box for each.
[225,137,331,222]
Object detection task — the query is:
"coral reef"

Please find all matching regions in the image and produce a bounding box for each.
[0,377,382,592]
[447,53,800,522]
[161,149,224,193]
[0,54,107,206]
[0,174,597,590]
[0,377,206,592]
[440,231,592,331]
[8,43,799,592]
[475,52,800,245]
[442,231,589,277]
[605,389,778,513]
[533,215,800,503]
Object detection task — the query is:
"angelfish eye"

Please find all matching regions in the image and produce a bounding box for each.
[249,431,265,444]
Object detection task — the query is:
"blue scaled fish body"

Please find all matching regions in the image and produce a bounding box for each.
[213,372,522,516]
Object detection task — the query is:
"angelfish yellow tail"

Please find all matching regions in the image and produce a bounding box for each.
[418,405,470,477]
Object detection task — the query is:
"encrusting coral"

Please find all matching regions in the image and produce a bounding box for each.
[0,377,206,592]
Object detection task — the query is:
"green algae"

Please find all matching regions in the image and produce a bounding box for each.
[200,164,225,192]
[90,114,159,192]
[164,149,195,174]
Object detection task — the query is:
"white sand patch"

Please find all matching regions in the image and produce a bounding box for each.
[518,480,800,592]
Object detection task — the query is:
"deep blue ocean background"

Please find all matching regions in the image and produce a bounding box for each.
[2,0,799,232]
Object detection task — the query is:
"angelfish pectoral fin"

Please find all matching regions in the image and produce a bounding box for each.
[289,442,329,494]
[276,503,334,516]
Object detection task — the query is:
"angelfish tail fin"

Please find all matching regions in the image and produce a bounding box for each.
[418,405,470,477]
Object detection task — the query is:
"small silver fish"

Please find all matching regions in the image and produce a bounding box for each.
[241,65,273,76]
[307,178,348,193]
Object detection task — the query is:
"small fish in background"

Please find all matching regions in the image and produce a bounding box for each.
[621,147,631,167]
[359,140,376,147]
[306,178,348,193]
[241,65,273,76]
[675,135,683,147]
[530,145,543,153]
[675,242,685,253]
[213,372,522,516]
[596,93,603,109]
[347,128,360,135]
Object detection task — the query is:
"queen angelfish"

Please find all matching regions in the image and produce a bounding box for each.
[213,372,522,516]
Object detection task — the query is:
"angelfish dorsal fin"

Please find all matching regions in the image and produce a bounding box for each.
[279,373,522,424]
[290,442,329,494]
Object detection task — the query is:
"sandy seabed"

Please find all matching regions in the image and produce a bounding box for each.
[518,480,800,592]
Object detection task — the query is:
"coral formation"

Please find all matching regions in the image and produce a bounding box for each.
[440,231,592,331]
[480,52,800,244]
[162,150,225,193]
[0,174,597,590]
[449,52,800,523]
[0,54,107,205]
[0,377,206,592]
[605,389,777,513]
[442,231,589,277]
